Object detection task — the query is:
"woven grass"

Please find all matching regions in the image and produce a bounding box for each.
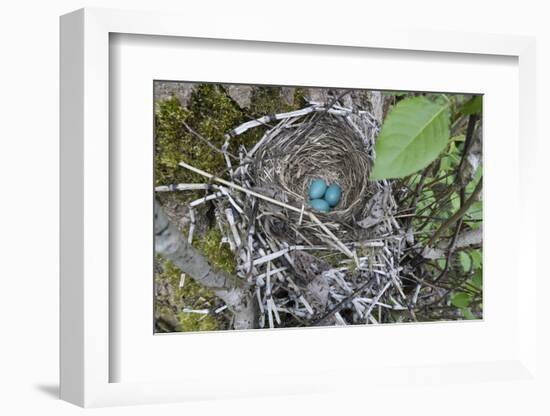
[253,117,372,217]
[243,106,380,250]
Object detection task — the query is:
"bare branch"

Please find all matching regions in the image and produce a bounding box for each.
[422,228,482,259]
[155,199,256,329]
[425,178,482,247]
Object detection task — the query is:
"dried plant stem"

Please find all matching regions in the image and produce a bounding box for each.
[178,160,354,258]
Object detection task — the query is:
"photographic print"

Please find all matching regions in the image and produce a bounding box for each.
[154,82,482,332]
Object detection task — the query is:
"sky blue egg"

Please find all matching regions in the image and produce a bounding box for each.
[324,184,342,207]
[310,198,330,212]
[309,178,327,200]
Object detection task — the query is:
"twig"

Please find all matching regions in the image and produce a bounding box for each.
[310,276,374,326]
[178,160,354,258]
[425,178,482,248]
[182,121,239,161]
[456,114,479,185]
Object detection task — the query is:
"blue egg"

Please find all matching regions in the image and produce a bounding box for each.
[310,198,330,212]
[324,184,342,207]
[309,178,328,200]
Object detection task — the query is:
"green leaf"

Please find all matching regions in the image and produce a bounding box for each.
[471,269,483,290]
[460,307,477,320]
[460,96,482,115]
[450,192,460,213]
[470,250,482,269]
[459,251,472,273]
[450,134,465,142]
[466,172,482,195]
[439,141,459,172]
[451,292,471,308]
[416,189,435,212]
[371,96,450,180]
[466,201,482,219]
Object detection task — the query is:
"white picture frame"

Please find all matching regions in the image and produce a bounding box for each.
[60,7,540,408]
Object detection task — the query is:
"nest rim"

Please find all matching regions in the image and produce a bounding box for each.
[251,116,374,225]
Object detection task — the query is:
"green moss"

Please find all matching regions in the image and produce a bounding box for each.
[155,256,225,332]
[293,87,307,108]
[155,84,309,192]
[250,86,286,116]
[193,227,236,275]
[177,310,220,332]
[249,86,303,117]
[231,86,307,152]
[188,84,243,140]
[154,85,244,193]
[154,97,191,186]
[154,226,237,332]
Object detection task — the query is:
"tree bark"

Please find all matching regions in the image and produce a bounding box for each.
[422,228,482,259]
[154,199,256,329]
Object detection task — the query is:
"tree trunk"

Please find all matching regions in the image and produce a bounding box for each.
[154,199,256,329]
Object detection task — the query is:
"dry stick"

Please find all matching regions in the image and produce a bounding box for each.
[402,164,431,232]
[228,107,316,138]
[415,187,456,227]
[409,179,482,269]
[426,178,483,248]
[422,228,482,259]
[154,199,255,329]
[432,217,463,283]
[422,266,480,310]
[178,161,354,259]
[363,281,392,322]
[413,115,482,280]
[310,277,374,326]
[456,114,480,185]
[155,183,212,192]
[432,179,468,283]
[182,121,239,161]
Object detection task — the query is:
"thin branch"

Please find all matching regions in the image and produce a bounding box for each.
[178,160,354,258]
[155,199,256,329]
[182,121,239,161]
[425,178,482,248]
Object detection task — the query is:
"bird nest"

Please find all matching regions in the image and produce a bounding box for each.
[233,103,381,254]
[250,116,375,243]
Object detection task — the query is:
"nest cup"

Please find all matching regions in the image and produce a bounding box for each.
[250,116,374,244]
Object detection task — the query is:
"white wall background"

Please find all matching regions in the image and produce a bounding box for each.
[0,1,547,414]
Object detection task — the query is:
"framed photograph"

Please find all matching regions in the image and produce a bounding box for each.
[152,81,484,333]
[60,7,540,408]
